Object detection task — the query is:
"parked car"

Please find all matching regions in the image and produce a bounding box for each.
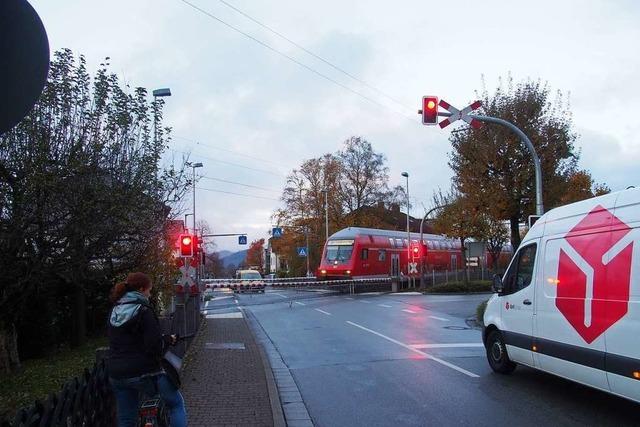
[483,187,640,403]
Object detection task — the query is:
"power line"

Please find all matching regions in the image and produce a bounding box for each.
[197,186,281,201]
[200,175,281,193]
[216,0,413,113]
[173,135,290,169]
[177,0,418,123]
[169,148,286,177]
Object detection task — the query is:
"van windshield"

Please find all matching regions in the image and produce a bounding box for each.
[240,271,262,280]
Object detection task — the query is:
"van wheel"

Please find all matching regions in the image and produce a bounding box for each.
[486,330,516,374]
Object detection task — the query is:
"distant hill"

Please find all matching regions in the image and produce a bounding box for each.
[217,250,233,259]
[220,249,248,268]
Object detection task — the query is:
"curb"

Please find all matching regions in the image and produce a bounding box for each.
[243,309,287,427]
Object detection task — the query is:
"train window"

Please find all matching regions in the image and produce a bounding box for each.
[434,241,441,250]
[403,239,408,247]
[427,241,434,249]
[389,238,395,247]
[395,238,403,247]
[361,248,368,260]
[378,249,386,261]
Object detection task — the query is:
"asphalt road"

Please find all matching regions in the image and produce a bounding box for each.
[205,288,639,426]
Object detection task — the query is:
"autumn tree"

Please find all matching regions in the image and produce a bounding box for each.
[246,239,265,271]
[474,215,509,273]
[432,189,484,285]
[449,76,606,249]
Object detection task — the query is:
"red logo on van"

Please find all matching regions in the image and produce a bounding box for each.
[556,205,633,344]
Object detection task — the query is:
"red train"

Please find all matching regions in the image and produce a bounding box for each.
[316,227,511,280]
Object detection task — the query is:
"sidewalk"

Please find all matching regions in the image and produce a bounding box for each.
[181,310,279,426]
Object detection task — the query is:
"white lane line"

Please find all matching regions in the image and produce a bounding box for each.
[315,308,332,316]
[345,297,354,300]
[206,312,243,319]
[294,301,306,306]
[410,343,484,349]
[275,293,288,299]
[359,300,372,304]
[429,315,449,322]
[402,309,417,314]
[346,321,479,378]
[378,304,393,308]
[235,300,239,305]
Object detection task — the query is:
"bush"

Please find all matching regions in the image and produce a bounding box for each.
[425,280,492,294]
[476,300,489,324]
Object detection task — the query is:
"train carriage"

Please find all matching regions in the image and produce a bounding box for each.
[316,227,465,280]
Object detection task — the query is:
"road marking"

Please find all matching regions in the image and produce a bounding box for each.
[206,312,243,319]
[235,300,239,305]
[295,301,306,306]
[410,343,483,349]
[399,292,422,296]
[378,304,392,308]
[359,300,372,304]
[345,297,354,300]
[346,321,479,378]
[275,293,288,299]
[402,309,417,314]
[315,308,332,316]
[429,315,449,321]
[360,292,382,296]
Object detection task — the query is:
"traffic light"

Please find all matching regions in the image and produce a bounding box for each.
[421,96,438,125]
[411,243,427,259]
[179,234,194,257]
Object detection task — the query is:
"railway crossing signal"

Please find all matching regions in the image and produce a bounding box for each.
[179,234,194,257]
[420,96,439,125]
[438,99,482,129]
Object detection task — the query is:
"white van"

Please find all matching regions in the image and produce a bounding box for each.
[483,187,640,403]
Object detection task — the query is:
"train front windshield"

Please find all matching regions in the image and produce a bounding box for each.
[325,239,354,263]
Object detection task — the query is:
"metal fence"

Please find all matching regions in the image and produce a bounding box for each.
[1,359,114,427]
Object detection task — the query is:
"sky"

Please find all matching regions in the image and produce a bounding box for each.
[30,0,640,251]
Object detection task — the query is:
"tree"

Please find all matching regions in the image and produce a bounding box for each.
[0,50,189,373]
[449,76,604,249]
[474,215,509,273]
[246,239,265,271]
[432,189,484,285]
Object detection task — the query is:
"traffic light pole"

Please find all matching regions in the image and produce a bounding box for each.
[419,203,451,289]
[438,111,544,216]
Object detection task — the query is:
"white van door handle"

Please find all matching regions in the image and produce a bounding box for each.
[523,299,532,306]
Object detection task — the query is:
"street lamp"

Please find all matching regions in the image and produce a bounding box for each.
[321,188,329,243]
[187,162,203,232]
[152,88,171,145]
[401,172,410,280]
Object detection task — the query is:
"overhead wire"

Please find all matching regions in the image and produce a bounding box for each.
[173,135,291,169]
[197,186,281,201]
[215,0,413,113]
[169,148,286,177]
[200,175,281,193]
[177,0,419,123]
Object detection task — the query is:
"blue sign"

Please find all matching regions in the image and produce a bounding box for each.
[297,247,307,257]
[272,227,283,238]
[238,235,247,245]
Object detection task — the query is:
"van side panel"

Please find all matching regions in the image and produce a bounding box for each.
[535,234,609,391]
[606,195,640,401]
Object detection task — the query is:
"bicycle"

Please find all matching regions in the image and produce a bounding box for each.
[137,333,193,427]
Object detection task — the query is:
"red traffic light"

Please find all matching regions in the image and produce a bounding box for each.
[421,96,438,125]
[179,234,194,257]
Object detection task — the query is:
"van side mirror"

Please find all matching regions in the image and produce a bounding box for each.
[492,274,504,294]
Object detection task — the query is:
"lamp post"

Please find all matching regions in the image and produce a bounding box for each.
[184,213,193,231]
[401,172,410,283]
[152,88,171,144]
[187,162,203,232]
[321,188,329,243]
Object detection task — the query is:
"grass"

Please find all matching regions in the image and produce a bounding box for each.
[0,336,108,419]
[425,280,493,294]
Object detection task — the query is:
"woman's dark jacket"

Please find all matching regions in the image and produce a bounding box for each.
[106,292,169,380]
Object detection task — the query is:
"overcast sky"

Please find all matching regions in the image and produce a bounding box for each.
[31,0,640,251]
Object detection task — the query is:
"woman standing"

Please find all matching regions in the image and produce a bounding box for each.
[106,272,187,426]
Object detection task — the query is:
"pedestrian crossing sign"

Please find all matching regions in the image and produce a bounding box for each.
[297,247,307,257]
